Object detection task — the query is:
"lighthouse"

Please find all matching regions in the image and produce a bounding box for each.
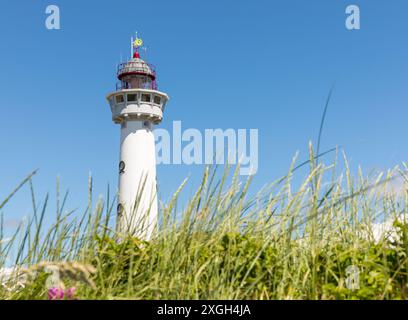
[106,36,169,239]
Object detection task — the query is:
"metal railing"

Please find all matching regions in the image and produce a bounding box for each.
[117,61,157,79]
[116,80,158,91]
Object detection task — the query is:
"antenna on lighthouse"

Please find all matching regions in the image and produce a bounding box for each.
[142,46,148,61]
[130,36,134,58]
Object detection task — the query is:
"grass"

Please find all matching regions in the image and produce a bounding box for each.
[1,144,408,300]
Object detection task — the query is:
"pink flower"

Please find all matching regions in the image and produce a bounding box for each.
[65,287,76,299]
[47,287,77,300]
[48,287,64,300]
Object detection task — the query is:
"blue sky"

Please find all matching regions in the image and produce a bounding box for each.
[1,0,408,231]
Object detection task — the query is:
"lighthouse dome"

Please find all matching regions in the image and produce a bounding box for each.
[117,54,156,81]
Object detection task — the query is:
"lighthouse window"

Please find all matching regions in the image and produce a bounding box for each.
[117,203,124,215]
[153,96,162,105]
[115,94,125,103]
[127,93,137,102]
[141,93,151,102]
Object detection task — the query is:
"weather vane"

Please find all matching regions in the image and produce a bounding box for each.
[131,31,143,57]
[133,36,143,49]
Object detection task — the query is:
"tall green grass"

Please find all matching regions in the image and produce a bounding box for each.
[1,145,408,300]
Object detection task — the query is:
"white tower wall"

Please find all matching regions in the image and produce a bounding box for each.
[118,120,158,239]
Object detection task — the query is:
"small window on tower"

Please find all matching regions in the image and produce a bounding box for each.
[141,93,151,102]
[115,94,125,103]
[153,95,161,105]
[127,93,137,102]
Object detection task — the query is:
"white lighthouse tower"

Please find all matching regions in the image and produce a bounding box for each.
[106,36,169,239]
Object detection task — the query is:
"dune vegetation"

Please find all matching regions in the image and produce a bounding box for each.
[1,145,408,300]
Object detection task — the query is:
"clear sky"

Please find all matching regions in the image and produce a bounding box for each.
[1,0,408,232]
